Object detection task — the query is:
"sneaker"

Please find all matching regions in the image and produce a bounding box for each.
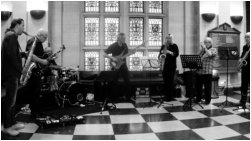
[11,123,25,130]
[3,127,20,136]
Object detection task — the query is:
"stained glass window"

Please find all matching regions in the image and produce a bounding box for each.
[129,51,143,71]
[105,54,112,71]
[105,1,119,12]
[129,1,144,13]
[105,18,119,46]
[149,18,162,46]
[149,1,162,13]
[129,18,144,46]
[148,51,160,70]
[85,1,99,12]
[85,18,99,46]
[84,51,99,71]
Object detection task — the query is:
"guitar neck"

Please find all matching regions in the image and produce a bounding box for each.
[120,44,143,59]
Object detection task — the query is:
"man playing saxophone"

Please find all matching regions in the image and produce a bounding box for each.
[17,29,49,118]
[158,34,179,101]
[1,18,25,136]
[238,32,250,108]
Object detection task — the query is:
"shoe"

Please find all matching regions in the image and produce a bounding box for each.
[11,123,25,130]
[204,101,210,105]
[194,99,201,104]
[163,97,174,102]
[2,127,20,136]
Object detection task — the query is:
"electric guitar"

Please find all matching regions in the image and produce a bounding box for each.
[37,45,66,74]
[110,41,146,70]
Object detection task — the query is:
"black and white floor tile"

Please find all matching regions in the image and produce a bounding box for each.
[1,92,250,140]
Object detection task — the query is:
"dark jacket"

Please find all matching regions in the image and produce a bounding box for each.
[159,43,179,69]
[241,44,250,70]
[1,31,22,82]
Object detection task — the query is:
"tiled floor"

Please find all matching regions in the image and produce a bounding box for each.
[1,92,250,140]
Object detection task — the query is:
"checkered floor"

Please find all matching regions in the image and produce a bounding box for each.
[1,91,250,140]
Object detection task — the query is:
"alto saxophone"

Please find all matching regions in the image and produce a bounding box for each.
[20,34,37,86]
[238,48,250,71]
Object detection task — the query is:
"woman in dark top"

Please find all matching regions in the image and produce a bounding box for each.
[158,34,179,101]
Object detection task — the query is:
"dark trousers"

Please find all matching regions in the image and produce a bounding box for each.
[17,74,41,114]
[2,76,19,128]
[162,67,176,99]
[196,74,212,103]
[241,67,250,104]
[112,64,131,98]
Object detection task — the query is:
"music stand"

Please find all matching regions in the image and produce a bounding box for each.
[95,71,117,114]
[217,47,236,109]
[141,57,173,108]
[180,55,204,110]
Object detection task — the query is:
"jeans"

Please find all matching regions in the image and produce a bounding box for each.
[2,76,19,128]
[112,64,131,98]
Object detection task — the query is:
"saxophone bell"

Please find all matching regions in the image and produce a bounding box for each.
[159,54,166,59]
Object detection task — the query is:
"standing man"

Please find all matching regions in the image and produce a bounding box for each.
[17,29,49,118]
[1,18,25,136]
[103,33,137,101]
[196,37,217,105]
[238,32,250,108]
[158,34,179,101]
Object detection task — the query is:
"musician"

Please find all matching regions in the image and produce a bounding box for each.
[1,18,25,136]
[196,37,217,105]
[17,29,49,118]
[238,32,250,108]
[158,34,179,101]
[103,33,136,101]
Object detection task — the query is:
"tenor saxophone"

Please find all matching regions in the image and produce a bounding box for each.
[20,33,37,86]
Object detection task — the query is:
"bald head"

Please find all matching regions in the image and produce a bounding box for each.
[37,29,48,43]
[245,32,250,45]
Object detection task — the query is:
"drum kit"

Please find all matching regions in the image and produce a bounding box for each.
[41,65,86,108]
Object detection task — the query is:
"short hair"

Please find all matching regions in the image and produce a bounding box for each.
[118,33,125,37]
[5,18,24,33]
[204,37,213,44]
[167,33,173,38]
[37,29,48,38]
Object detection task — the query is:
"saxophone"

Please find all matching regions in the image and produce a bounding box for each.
[20,34,37,86]
[238,48,250,71]
[159,44,168,70]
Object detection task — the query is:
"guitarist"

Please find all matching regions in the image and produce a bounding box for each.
[17,29,49,118]
[103,33,137,101]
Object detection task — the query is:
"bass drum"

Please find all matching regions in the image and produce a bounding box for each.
[59,81,86,106]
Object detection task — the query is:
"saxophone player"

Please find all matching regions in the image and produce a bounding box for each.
[1,18,25,136]
[158,34,179,101]
[17,29,49,118]
[238,32,250,108]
